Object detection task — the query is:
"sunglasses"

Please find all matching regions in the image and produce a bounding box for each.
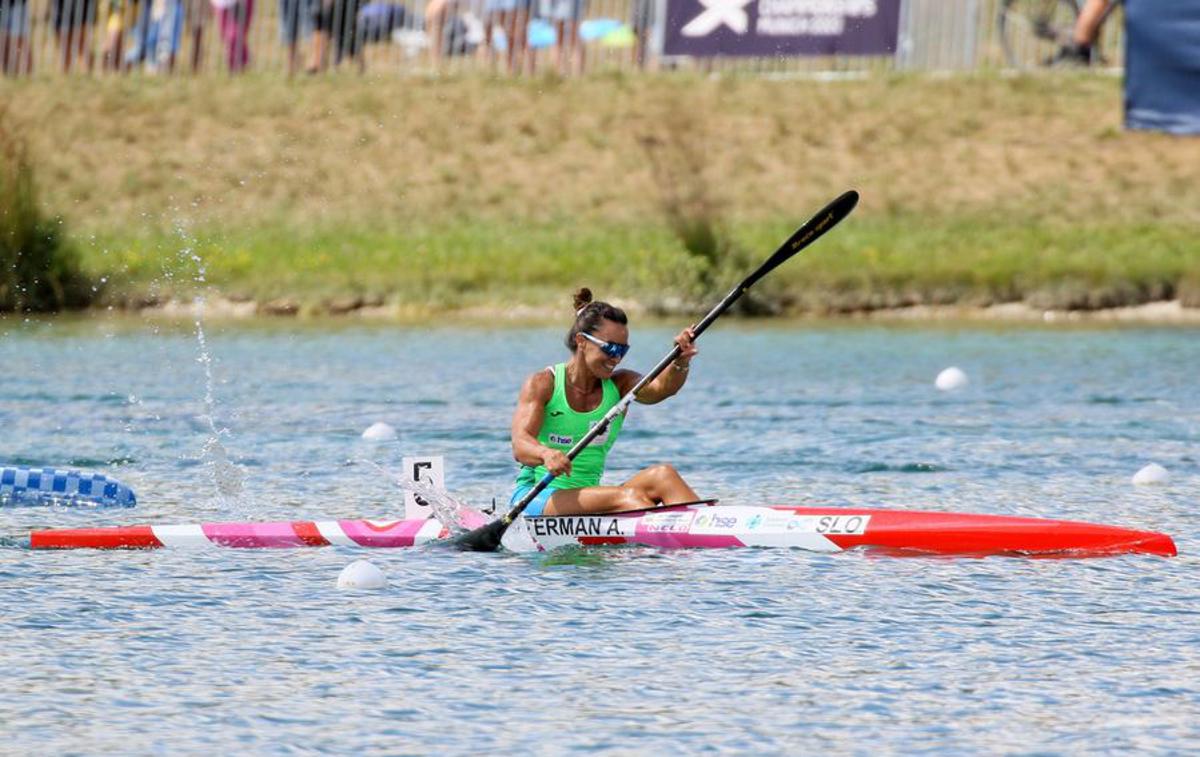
[580,332,630,360]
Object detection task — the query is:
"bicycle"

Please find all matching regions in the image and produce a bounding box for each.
[997,0,1121,69]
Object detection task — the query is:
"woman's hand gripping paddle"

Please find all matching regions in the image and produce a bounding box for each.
[454,190,860,552]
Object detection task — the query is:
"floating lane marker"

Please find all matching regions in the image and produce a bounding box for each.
[935,367,969,392]
[337,560,387,590]
[0,465,136,508]
[1132,463,1170,486]
[152,525,210,548]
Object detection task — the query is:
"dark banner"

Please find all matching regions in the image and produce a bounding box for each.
[1125,0,1200,135]
[662,0,901,58]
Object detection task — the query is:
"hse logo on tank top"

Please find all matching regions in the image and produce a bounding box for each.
[547,420,612,448]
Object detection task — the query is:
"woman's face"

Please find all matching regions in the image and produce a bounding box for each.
[576,318,630,379]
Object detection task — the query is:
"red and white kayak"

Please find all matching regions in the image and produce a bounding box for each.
[24,504,1177,557]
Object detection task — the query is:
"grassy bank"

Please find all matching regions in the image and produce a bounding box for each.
[4,72,1199,313]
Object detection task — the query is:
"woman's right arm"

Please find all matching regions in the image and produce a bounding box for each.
[511,371,571,476]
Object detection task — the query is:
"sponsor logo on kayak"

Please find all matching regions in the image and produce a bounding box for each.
[758,513,795,531]
[694,513,738,530]
[641,511,694,533]
[746,514,763,530]
[530,517,621,538]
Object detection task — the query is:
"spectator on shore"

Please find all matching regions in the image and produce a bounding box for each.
[126,0,184,71]
[150,0,185,71]
[420,0,480,65]
[423,0,481,65]
[482,0,530,75]
[184,0,206,72]
[278,0,314,75]
[427,0,471,58]
[309,0,363,72]
[631,0,652,70]
[1052,0,1114,65]
[52,0,99,71]
[1,0,33,74]
[357,2,416,69]
[541,0,582,75]
[425,0,449,64]
[100,0,133,71]
[210,0,252,72]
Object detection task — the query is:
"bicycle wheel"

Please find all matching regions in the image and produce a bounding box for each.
[998,0,1080,69]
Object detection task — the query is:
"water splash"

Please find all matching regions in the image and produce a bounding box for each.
[356,459,485,535]
[499,517,542,553]
[179,222,248,513]
[354,460,546,551]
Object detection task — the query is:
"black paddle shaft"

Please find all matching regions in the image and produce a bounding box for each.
[454,190,860,552]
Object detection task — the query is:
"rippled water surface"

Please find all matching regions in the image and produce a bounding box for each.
[1,317,1197,754]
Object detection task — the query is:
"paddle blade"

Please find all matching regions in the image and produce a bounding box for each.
[743,190,859,289]
[451,518,509,552]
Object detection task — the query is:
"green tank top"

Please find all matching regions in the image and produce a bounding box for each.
[515,362,625,490]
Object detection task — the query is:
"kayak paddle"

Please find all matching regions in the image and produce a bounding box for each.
[454,189,860,552]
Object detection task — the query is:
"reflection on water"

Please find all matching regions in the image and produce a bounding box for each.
[0,318,1196,753]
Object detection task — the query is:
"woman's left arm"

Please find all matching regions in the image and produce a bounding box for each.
[631,326,698,405]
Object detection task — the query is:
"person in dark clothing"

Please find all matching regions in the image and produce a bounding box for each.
[51,0,99,71]
[1050,0,1116,65]
[309,0,363,71]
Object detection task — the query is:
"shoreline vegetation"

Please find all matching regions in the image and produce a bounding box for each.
[132,294,1200,324]
[3,73,1198,321]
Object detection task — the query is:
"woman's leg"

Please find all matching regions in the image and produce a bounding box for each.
[620,463,698,505]
[1073,0,1111,47]
[500,8,516,73]
[541,464,698,516]
[551,18,563,74]
[425,0,447,64]
[510,6,527,74]
[567,18,582,75]
[542,485,649,516]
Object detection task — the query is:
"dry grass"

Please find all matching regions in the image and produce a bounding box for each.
[8,72,1198,230]
[2,71,1197,310]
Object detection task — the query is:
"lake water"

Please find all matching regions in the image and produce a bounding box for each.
[1,315,1197,754]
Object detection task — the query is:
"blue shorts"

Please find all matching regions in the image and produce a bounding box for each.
[485,0,534,14]
[278,0,315,43]
[539,0,585,21]
[510,485,555,518]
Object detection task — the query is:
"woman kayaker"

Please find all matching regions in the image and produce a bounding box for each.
[509,288,700,517]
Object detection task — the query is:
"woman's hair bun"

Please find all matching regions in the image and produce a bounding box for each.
[572,287,594,313]
[564,289,627,352]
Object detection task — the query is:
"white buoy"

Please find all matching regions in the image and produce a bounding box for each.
[337,560,388,590]
[935,367,969,392]
[361,422,397,441]
[1132,463,1170,486]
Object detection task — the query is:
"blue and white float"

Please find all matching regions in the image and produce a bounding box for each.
[0,465,137,508]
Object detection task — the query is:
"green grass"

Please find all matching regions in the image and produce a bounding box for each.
[85,214,1199,313]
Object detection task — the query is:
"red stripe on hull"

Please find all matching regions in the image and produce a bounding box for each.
[30,526,163,550]
[292,521,331,547]
[778,507,1177,557]
[578,536,629,546]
